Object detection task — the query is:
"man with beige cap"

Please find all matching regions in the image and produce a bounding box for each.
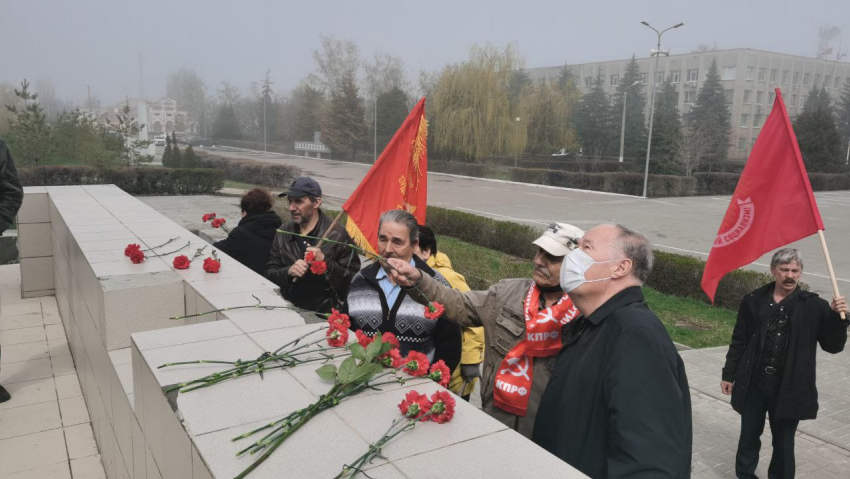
[387,222,585,438]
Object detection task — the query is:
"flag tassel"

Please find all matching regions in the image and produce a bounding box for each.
[817,230,846,320]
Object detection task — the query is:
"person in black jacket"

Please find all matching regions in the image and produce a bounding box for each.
[721,248,848,479]
[265,177,360,314]
[212,188,282,275]
[1,138,24,404]
[533,223,692,478]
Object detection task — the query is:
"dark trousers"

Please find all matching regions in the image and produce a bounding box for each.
[736,371,800,479]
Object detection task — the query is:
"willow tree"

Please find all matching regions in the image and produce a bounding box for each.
[429,44,525,161]
[524,72,581,155]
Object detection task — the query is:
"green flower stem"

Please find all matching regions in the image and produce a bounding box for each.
[336,415,428,479]
[143,237,179,252]
[148,241,190,258]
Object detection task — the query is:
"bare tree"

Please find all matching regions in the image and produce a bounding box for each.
[308,35,361,94]
[673,127,723,177]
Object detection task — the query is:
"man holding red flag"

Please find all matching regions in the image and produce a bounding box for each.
[704,90,849,478]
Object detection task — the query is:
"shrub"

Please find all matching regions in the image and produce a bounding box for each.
[426,206,539,259]
[18,166,224,195]
[199,154,301,188]
[695,172,850,196]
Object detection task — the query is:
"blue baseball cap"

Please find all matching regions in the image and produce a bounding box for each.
[278,177,322,198]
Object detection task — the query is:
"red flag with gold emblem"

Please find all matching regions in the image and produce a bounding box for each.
[700,89,824,302]
[343,98,428,255]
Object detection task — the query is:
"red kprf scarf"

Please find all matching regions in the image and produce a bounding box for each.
[493,282,579,416]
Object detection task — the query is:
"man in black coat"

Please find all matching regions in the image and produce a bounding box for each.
[265,177,360,314]
[533,223,692,478]
[721,248,848,479]
[213,188,282,275]
[1,139,24,404]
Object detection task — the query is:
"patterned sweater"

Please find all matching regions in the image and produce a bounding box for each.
[346,257,462,372]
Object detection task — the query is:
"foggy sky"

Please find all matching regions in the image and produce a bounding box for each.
[4,0,850,107]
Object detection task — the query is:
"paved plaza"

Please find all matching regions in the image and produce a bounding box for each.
[0,265,106,479]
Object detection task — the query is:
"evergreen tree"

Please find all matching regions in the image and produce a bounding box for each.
[162,134,173,167]
[181,144,201,168]
[556,64,575,93]
[171,131,180,166]
[508,69,532,113]
[837,78,850,145]
[688,59,731,171]
[212,103,243,140]
[652,77,683,174]
[4,79,50,166]
[574,70,615,157]
[374,87,410,154]
[259,70,277,143]
[292,85,324,141]
[795,86,844,172]
[614,56,647,161]
[322,72,368,161]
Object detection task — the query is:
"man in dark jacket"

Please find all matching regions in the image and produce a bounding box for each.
[721,248,848,479]
[265,177,360,314]
[213,188,282,275]
[348,210,462,373]
[533,223,692,478]
[1,139,24,404]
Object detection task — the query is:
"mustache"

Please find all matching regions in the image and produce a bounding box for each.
[534,267,551,278]
[783,279,796,284]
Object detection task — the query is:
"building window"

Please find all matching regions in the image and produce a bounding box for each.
[790,94,797,107]
[724,89,734,104]
[687,69,699,82]
[824,76,831,89]
[610,96,617,106]
[803,73,810,86]
[585,76,592,88]
[768,91,776,105]
[758,68,766,82]
[751,138,757,150]
[610,74,619,86]
[793,72,799,87]
[655,71,664,84]
[684,91,697,104]
[782,70,789,83]
[671,70,680,83]
[754,114,763,128]
[835,76,841,88]
[743,90,752,103]
[722,67,736,81]
[738,137,747,150]
[814,74,821,87]
[640,72,648,84]
[741,114,750,127]
[746,67,754,80]
[770,69,778,82]
[800,95,806,108]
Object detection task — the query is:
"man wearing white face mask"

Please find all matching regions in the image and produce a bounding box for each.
[386,222,584,438]
[533,223,692,478]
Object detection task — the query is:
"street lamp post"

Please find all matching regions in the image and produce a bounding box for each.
[619,81,642,163]
[641,21,684,197]
[514,117,521,168]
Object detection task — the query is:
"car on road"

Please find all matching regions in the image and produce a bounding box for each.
[552,148,582,158]
[189,137,215,147]
[154,135,166,146]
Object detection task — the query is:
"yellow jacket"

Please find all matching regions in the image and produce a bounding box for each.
[427,252,485,364]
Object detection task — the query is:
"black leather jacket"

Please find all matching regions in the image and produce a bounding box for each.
[0,140,23,234]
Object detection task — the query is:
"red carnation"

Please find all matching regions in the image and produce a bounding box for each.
[203,257,221,273]
[328,308,351,330]
[305,251,316,263]
[428,390,456,424]
[129,249,145,264]
[355,330,373,349]
[124,244,141,257]
[381,332,400,351]
[424,302,445,320]
[383,349,404,368]
[326,327,348,348]
[172,255,191,270]
[202,213,216,222]
[310,261,327,275]
[401,351,430,377]
[211,218,224,228]
[428,360,452,388]
[398,390,433,420]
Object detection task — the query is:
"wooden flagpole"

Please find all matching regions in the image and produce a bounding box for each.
[817,230,846,320]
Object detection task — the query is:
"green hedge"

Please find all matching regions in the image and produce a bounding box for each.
[695,172,850,196]
[18,166,224,195]
[426,205,769,310]
[199,154,301,188]
[509,168,698,197]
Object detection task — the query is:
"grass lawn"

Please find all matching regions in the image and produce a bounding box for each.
[437,234,736,349]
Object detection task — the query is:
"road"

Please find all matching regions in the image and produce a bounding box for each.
[199,146,850,298]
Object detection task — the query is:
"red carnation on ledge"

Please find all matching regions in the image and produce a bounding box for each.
[327,308,350,330]
[383,348,403,368]
[173,255,191,270]
[309,261,327,275]
[428,390,456,424]
[211,218,226,228]
[423,302,444,320]
[124,244,141,257]
[401,351,430,377]
[129,249,145,264]
[355,330,373,349]
[427,360,451,388]
[326,326,348,348]
[398,390,433,420]
[203,256,221,273]
[202,213,216,222]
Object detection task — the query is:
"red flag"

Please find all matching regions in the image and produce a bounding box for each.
[701,89,824,302]
[343,98,428,255]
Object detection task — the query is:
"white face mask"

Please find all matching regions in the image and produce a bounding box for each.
[560,248,622,293]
